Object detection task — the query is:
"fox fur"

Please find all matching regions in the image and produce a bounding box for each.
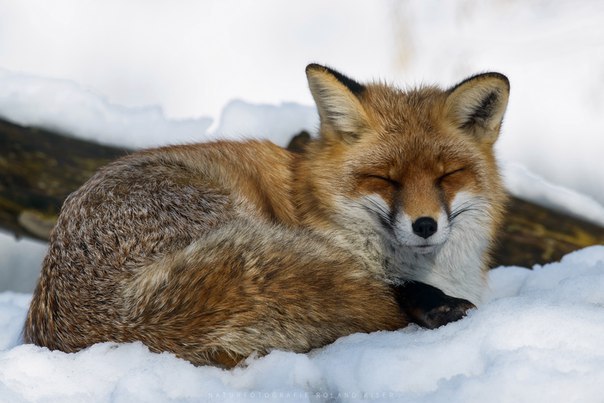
[24,64,509,368]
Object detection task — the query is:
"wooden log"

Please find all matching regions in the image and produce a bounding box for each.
[493,196,604,267]
[1,120,603,268]
[0,118,128,240]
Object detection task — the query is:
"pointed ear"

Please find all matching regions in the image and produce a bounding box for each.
[445,72,510,145]
[306,64,369,142]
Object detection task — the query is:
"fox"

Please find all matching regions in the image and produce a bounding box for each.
[24,64,509,368]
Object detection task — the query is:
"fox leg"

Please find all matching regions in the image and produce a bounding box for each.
[392,282,476,329]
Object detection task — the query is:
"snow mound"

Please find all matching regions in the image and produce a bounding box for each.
[502,162,604,227]
[0,69,317,149]
[0,69,213,148]
[1,246,604,402]
[213,100,317,147]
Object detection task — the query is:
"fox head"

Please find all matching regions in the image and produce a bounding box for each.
[300,64,509,266]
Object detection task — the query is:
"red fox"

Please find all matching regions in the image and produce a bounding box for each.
[24,64,509,368]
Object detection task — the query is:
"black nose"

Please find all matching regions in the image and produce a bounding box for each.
[412,217,438,239]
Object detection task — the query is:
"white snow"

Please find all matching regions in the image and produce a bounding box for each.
[1,67,603,223]
[0,69,213,149]
[502,162,604,227]
[213,100,317,147]
[0,69,318,149]
[1,246,603,402]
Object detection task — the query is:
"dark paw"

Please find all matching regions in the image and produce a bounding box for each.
[392,281,476,329]
[417,297,476,329]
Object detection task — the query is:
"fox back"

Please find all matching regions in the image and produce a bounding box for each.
[24,65,509,367]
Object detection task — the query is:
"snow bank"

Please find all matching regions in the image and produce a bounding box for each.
[0,69,317,149]
[213,100,317,147]
[0,69,212,148]
[502,162,604,227]
[1,246,603,402]
[3,65,602,225]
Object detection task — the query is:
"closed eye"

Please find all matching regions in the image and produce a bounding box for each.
[367,174,400,187]
[438,167,465,182]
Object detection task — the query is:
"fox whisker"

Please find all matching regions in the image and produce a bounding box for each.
[363,198,393,229]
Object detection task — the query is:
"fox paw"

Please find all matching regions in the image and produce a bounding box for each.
[393,281,476,329]
[417,297,476,329]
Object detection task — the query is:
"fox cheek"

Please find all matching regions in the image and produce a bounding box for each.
[438,170,479,211]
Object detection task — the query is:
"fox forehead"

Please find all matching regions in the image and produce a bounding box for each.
[359,83,446,134]
[349,126,484,181]
[351,84,485,168]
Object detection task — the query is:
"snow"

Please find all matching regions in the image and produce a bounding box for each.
[1,246,604,402]
[214,100,317,147]
[0,69,318,149]
[1,67,603,224]
[0,69,213,149]
[502,162,604,227]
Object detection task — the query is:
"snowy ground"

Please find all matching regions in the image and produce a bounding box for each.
[1,246,603,402]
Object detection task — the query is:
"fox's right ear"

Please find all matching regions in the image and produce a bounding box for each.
[445,72,510,145]
[306,64,369,143]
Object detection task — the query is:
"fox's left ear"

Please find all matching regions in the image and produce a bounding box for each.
[306,64,369,143]
[445,73,510,145]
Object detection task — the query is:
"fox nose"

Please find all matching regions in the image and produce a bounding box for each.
[412,217,438,239]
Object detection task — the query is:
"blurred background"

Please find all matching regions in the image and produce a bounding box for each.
[1,0,603,292]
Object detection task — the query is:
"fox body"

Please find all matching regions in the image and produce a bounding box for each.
[24,65,509,367]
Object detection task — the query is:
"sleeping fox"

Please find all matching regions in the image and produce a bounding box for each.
[24,64,509,367]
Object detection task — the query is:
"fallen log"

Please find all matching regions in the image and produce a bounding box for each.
[1,119,602,268]
[0,118,128,240]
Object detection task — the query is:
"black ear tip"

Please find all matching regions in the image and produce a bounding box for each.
[450,72,510,93]
[306,63,325,74]
[481,72,510,90]
[305,64,365,96]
